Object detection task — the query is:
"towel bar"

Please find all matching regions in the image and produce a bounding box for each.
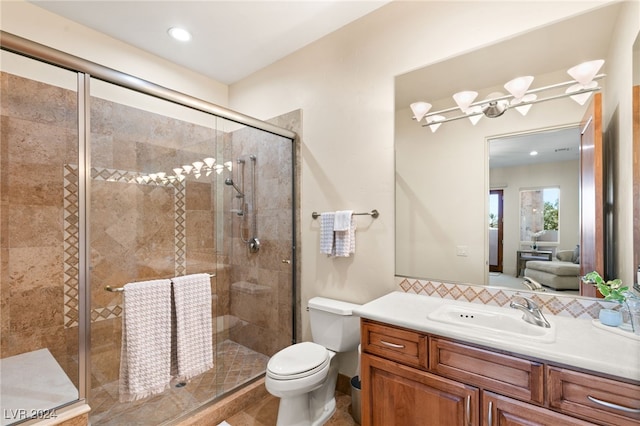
[105,273,216,292]
[311,209,379,219]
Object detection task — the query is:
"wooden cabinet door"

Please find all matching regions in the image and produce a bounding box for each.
[482,391,594,426]
[362,353,479,426]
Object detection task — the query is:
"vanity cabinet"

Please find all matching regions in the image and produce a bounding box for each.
[361,319,640,426]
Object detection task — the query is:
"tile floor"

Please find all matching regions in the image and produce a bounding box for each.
[224,391,358,426]
[89,340,269,425]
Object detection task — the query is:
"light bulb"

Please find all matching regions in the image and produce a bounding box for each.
[566,82,597,105]
[410,102,432,122]
[167,27,192,42]
[504,76,534,100]
[512,94,537,116]
[466,106,483,125]
[426,115,445,133]
[567,59,604,85]
[452,91,478,112]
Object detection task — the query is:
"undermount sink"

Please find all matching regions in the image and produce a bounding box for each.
[427,303,556,343]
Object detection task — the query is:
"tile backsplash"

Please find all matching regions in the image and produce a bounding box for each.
[396,276,615,320]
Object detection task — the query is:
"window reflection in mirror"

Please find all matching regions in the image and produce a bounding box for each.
[520,187,560,248]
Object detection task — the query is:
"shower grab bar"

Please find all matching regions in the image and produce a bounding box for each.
[104,273,216,292]
[311,209,379,219]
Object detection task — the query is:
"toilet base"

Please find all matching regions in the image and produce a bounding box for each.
[274,360,339,426]
[275,394,336,426]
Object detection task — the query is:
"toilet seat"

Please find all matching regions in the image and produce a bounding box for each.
[267,342,330,380]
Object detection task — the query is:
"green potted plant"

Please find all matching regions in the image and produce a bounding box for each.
[583,271,628,303]
[583,271,639,332]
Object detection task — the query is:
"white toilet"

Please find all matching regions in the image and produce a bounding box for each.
[265,297,361,426]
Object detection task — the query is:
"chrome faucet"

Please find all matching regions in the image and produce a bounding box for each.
[510,296,551,328]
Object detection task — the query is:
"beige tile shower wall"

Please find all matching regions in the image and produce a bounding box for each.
[0,72,80,386]
[227,118,296,357]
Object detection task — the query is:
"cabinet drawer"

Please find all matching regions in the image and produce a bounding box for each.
[548,366,640,426]
[361,320,426,368]
[429,337,544,404]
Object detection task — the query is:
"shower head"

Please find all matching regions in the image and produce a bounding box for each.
[224,178,244,197]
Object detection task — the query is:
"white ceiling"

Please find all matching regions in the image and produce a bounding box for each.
[489,126,581,169]
[30,0,391,84]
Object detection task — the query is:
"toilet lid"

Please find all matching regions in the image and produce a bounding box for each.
[267,342,330,380]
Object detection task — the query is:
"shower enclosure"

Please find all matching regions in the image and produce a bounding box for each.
[1,33,298,425]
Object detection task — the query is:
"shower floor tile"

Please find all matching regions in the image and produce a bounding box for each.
[89,340,269,426]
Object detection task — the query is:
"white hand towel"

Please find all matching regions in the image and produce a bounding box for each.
[320,212,335,255]
[334,215,356,257]
[171,273,214,381]
[334,210,353,231]
[119,279,172,402]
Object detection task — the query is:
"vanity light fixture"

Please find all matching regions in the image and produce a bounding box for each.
[529,150,538,156]
[167,27,192,42]
[410,59,605,132]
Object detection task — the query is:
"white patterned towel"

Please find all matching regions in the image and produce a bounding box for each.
[334,214,356,257]
[334,210,353,231]
[119,279,172,402]
[171,273,214,381]
[320,212,335,255]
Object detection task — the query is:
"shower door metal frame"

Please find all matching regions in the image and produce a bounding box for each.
[1,29,299,411]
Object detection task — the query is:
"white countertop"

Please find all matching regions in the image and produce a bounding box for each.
[354,291,640,382]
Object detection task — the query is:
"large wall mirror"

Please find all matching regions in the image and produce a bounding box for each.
[395,3,638,297]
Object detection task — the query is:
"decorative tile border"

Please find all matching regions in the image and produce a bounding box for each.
[63,165,80,328]
[396,276,614,320]
[63,165,187,328]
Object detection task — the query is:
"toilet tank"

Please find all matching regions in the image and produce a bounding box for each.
[308,297,361,352]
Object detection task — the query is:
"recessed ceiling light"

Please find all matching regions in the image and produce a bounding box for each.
[168,27,192,42]
[529,150,538,156]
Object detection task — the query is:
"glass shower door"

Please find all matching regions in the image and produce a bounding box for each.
[0,51,80,425]
[88,79,222,424]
